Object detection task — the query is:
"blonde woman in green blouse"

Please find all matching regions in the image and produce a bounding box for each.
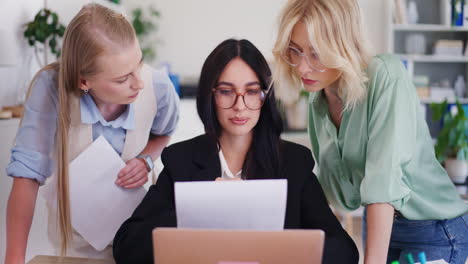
[273,1,468,264]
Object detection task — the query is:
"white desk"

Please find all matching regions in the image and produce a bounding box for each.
[27,255,112,264]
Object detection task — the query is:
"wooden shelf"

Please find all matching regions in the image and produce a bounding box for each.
[393,24,468,32]
[419,98,468,104]
[0,117,20,127]
[396,54,468,63]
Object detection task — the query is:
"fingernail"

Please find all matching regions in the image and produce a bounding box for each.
[116,179,121,184]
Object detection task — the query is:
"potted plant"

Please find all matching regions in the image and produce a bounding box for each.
[130,6,160,63]
[430,100,468,184]
[23,8,66,66]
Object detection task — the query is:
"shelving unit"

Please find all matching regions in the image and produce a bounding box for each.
[388,0,468,100]
[396,54,468,63]
[420,98,468,104]
[393,24,468,32]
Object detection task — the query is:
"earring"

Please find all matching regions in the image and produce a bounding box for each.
[83,89,89,93]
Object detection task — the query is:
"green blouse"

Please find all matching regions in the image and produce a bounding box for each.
[308,54,468,220]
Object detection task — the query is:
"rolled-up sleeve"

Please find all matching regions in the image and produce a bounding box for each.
[150,70,179,136]
[360,58,414,209]
[6,70,58,185]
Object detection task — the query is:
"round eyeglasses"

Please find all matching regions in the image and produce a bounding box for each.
[283,46,326,72]
[212,88,267,110]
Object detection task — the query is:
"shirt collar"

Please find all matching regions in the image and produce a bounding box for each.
[309,90,328,116]
[218,148,242,179]
[80,93,135,130]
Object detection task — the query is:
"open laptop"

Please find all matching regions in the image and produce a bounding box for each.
[153,228,324,264]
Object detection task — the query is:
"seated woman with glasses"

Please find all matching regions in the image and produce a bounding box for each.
[112,39,359,264]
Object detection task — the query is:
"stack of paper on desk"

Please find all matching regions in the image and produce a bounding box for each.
[175,179,287,230]
[415,260,449,264]
[69,136,146,250]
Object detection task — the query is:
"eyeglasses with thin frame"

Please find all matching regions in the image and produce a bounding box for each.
[212,82,272,110]
[283,46,326,72]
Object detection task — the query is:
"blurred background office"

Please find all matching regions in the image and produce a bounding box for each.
[0,0,388,107]
[1,0,466,263]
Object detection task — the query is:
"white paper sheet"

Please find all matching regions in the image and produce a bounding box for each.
[69,136,146,251]
[415,260,449,264]
[175,179,287,230]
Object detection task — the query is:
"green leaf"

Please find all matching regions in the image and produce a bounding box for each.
[430,100,448,121]
[132,8,142,19]
[142,47,155,61]
[435,140,448,161]
[433,100,468,161]
[36,30,46,43]
[49,37,56,48]
[133,20,144,35]
[34,10,43,21]
[456,145,466,160]
[24,28,33,37]
[23,7,67,61]
[58,25,66,36]
[463,146,468,161]
[150,8,160,17]
[52,13,58,25]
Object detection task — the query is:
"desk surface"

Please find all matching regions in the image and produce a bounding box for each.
[27,255,113,264]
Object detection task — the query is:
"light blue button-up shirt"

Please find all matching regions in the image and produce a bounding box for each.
[6,69,179,185]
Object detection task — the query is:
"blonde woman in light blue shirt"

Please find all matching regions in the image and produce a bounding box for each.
[272,0,468,263]
[5,4,179,263]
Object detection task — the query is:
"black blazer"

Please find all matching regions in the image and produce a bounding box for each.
[113,134,359,264]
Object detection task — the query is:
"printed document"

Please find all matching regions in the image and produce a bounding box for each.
[175,179,287,230]
[69,136,146,250]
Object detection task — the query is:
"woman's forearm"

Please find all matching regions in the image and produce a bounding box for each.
[139,134,171,160]
[364,203,394,264]
[5,177,39,264]
[117,134,171,188]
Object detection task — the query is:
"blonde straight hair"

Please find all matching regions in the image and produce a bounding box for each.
[272,0,373,109]
[25,3,136,255]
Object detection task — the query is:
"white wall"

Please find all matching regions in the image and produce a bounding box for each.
[360,0,390,54]
[0,0,388,107]
[0,0,42,108]
[153,0,288,80]
[154,0,388,80]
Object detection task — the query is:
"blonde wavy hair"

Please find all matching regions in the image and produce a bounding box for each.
[26,3,136,255]
[272,0,373,109]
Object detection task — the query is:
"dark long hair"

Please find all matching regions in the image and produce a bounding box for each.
[196,39,284,179]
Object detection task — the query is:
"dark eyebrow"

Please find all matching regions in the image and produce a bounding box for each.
[215,81,234,87]
[216,81,260,87]
[289,40,301,49]
[246,81,261,87]
[289,41,315,53]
